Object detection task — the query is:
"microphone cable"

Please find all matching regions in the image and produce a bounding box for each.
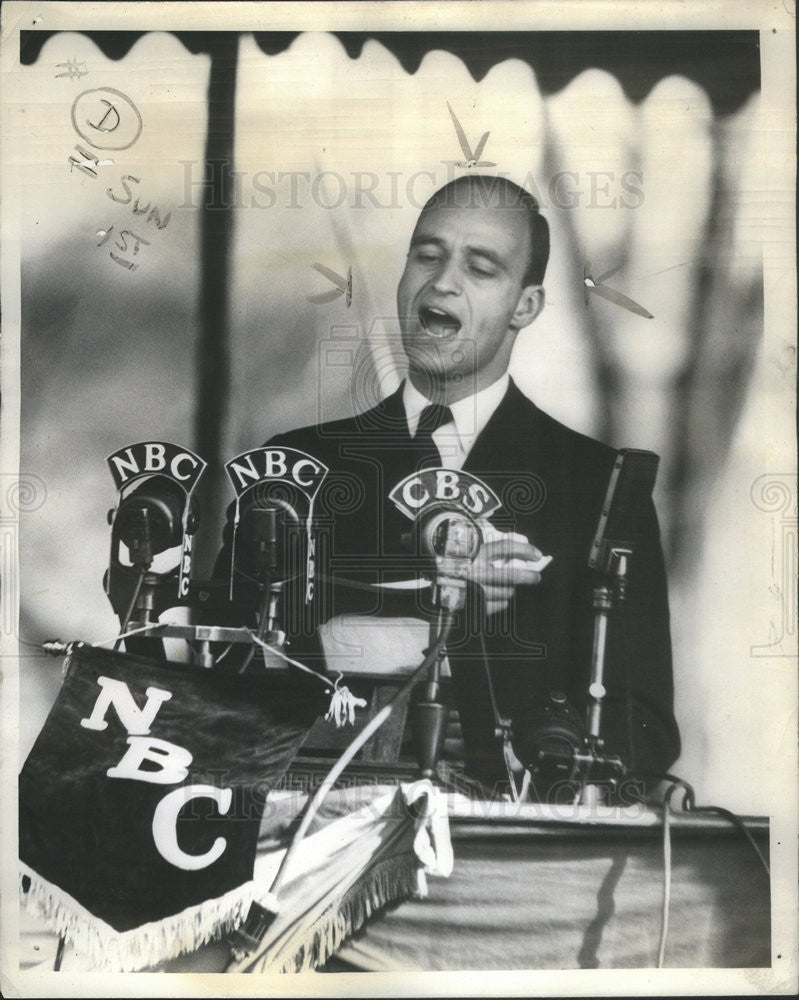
[657,778,693,967]
[648,773,769,967]
[477,626,530,803]
[690,804,770,877]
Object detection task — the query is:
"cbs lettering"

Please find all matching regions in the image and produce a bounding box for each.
[390,468,502,521]
[402,470,491,514]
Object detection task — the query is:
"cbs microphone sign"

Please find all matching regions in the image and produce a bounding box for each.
[389,467,502,521]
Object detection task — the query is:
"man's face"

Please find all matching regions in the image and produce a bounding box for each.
[397,195,543,397]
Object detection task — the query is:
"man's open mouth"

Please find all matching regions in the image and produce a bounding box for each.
[418,305,461,340]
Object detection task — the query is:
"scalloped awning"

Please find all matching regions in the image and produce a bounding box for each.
[20,29,759,115]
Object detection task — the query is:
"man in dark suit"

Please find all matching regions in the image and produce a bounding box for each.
[222,175,680,793]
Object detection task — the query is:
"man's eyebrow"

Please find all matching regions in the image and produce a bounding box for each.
[465,245,507,270]
[409,235,508,270]
[409,235,447,249]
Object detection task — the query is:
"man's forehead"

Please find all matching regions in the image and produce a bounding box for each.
[412,199,531,252]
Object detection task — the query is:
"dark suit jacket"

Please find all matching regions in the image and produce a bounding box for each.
[218,379,680,785]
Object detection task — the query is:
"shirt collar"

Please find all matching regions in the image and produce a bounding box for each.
[402,373,510,452]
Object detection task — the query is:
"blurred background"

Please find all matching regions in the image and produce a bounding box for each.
[12,28,794,814]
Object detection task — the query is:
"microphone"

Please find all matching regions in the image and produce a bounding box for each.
[415,504,482,613]
[389,467,501,612]
[113,475,190,568]
[224,447,330,655]
[389,468,499,779]
[511,451,659,802]
[233,495,305,649]
[234,494,304,591]
[513,690,627,794]
[588,448,659,578]
[412,506,482,779]
[104,442,207,652]
[514,691,587,785]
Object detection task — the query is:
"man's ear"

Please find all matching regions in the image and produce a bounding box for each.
[511,285,545,330]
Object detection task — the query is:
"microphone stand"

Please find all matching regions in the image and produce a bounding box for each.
[412,603,455,780]
[240,507,284,672]
[579,546,630,806]
[109,507,170,658]
[411,512,478,781]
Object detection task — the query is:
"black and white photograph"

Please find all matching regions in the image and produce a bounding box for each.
[0,1,796,995]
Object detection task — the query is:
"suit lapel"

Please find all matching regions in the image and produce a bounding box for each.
[463,379,540,477]
[356,382,410,438]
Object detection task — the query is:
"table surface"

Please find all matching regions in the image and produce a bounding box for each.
[326,795,771,972]
[18,790,771,974]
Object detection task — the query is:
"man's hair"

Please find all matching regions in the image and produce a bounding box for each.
[420,175,550,286]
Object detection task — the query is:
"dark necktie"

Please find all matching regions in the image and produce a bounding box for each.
[413,403,454,470]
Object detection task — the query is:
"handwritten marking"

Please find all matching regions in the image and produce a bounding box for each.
[89,99,120,134]
[67,145,100,178]
[107,175,171,229]
[55,59,88,80]
[97,226,151,270]
[71,88,143,151]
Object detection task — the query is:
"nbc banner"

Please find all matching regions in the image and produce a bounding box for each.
[19,642,325,970]
[19,642,453,973]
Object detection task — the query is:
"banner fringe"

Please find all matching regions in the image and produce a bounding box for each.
[272,852,421,974]
[20,866,256,972]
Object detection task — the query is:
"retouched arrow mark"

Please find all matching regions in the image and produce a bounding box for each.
[309,264,352,307]
[584,263,653,319]
[446,102,496,168]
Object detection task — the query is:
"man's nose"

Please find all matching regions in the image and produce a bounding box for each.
[431,259,462,295]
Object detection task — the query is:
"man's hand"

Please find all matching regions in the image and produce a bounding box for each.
[469,535,551,616]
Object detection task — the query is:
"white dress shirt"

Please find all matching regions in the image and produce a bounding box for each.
[402,373,510,470]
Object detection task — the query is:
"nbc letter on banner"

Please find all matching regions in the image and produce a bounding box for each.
[19,643,325,971]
